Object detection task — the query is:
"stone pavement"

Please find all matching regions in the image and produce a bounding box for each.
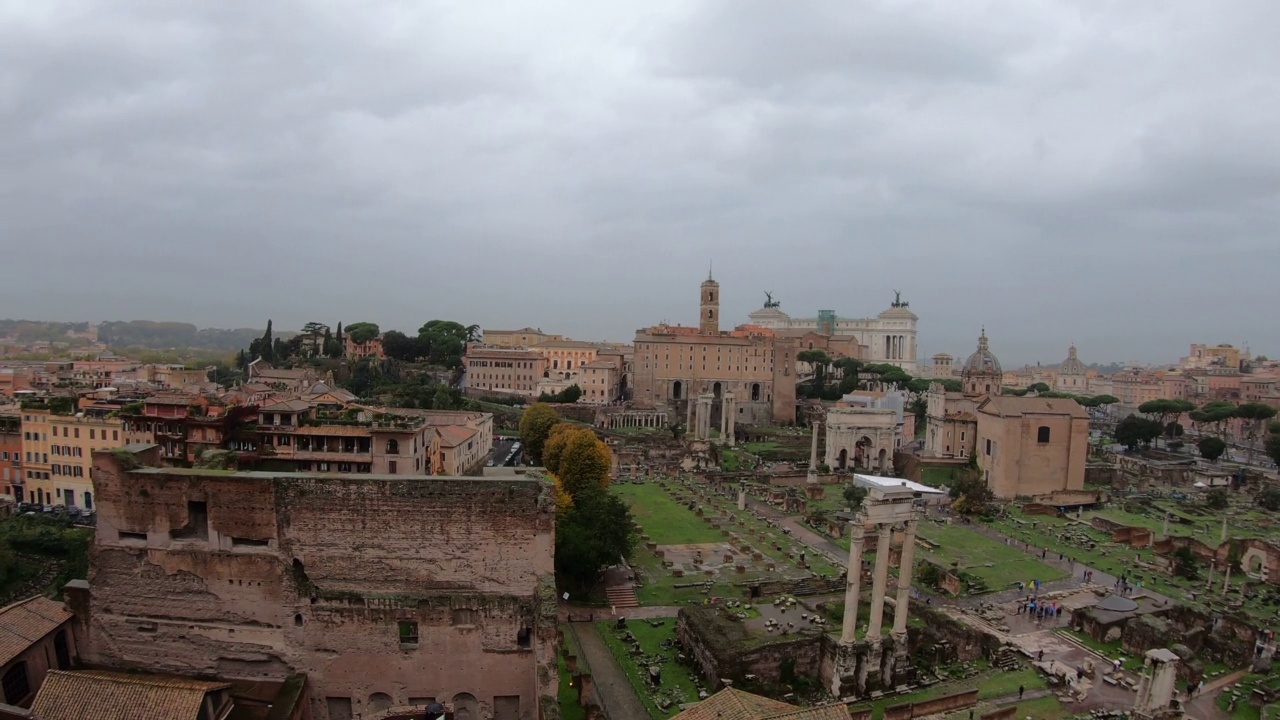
[569,621,651,720]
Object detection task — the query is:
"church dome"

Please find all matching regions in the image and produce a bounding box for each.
[1060,345,1086,375]
[962,331,1002,376]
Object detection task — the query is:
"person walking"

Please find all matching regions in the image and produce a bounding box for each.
[1018,685,1025,700]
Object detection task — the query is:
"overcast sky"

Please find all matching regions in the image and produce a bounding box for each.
[3,1,1277,366]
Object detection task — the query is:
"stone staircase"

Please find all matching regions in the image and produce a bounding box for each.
[605,585,639,609]
[787,576,845,596]
[993,645,1022,671]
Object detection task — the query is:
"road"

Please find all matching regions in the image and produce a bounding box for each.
[488,437,520,467]
[569,622,651,720]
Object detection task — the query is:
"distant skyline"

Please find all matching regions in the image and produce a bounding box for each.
[2,2,1277,365]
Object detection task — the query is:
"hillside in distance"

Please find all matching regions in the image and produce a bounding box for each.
[0,319,270,352]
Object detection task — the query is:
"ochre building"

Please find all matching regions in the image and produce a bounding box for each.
[633,275,796,425]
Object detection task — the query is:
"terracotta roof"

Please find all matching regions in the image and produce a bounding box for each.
[0,596,73,667]
[436,425,479,447]
[945,411,977,422]
[30,670,229,720]
[260,399,312,413]
[978,395,1089,419]
[672,688,849,720]
[531,340,599,349]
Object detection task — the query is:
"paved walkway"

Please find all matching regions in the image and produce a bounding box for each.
[570,621,651,720]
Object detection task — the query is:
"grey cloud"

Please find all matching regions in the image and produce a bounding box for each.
[1,0,1278,365]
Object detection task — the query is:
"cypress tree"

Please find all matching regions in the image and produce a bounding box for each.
[261,319,274,362]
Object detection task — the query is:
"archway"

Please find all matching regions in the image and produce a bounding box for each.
[369,693,394,713]
[751,382,761,401]
[672,380,683,400]
[837,448,848,471]
[453,693,480,720]
[713,382,722,399]
[855,437,872,470]
[877,448,888,474]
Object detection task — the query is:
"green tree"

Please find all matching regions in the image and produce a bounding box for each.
[1138,399,1196,447]
[842,483,867,511]
[300,322,328,357]
[1115,414,1163,451]
[346,322,380,344]
[938,378,963,393]
[797,350,833,396]
[1189,401,1238,438]
[381,330,419,361]
[261,319,274,362]
[1235,403,1278,462]
[1028,382,1051,394]
[554,487,635,597]
[1267,433,1280,469]
[331,322,345,357]
[1258,488,1280,512]
[519,403,561,464]
[1173,546,1199,579]
[948,464,994,516]
[432,385,462,410]
[1198,436,1227,461]
[1205,488,1229,510]
[321,328,335,358]
[835,358,864,394]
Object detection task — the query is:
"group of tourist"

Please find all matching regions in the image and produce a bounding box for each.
[1015,597,1064,624]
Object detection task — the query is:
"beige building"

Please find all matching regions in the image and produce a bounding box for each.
[529,340,599,377]
[257,401,433,475]
[747,293,921,373]
[21,407,122,508]
[578,354,626,405]
[823,405,898,472]
[1182,343,1244,371]
[481,327,563,348]
[464,347,547,397]
[925,332,1089,498]
[633,275,797,425]
[975,395,1090,498]
[1055,345,1089,393]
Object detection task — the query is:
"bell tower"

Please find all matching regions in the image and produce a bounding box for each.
[699,270,720,336]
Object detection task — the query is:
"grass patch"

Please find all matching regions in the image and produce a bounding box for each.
[921,466,959,487]
[559,653,587,720]
[854,667,1046,720]
[595,618,701,719]
[613,484,723,545]
[918,522,1067,591]
[720,449,742,471]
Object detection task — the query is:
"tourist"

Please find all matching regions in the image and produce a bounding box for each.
[1018,685,1025,699]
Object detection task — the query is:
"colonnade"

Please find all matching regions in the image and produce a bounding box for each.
[839,518,919,643]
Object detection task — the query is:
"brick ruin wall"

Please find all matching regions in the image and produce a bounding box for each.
[86,452,558,720]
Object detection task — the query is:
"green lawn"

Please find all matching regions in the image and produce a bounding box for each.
[853,668,1047,720]
[918,523,1067,591]
[559,653,587,720]
[720,449,743,471]
[595,618,701,719]
[613,484,724,545]
[920,466,959,487]
[743,441,782,454]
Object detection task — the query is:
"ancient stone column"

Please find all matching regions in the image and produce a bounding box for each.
[840,525,866,644]
[807,421,820,483]
[737,487,746,511]
[892,520,919,635]
[867,523,893,638]
[724,393,736,446]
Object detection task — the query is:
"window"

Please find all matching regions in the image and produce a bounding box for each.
[119,531,147,544]
[171,501,209,541]
[517,627,532,649]
[398,620,419,644]
[89,429,96,440]
[388,461,397,475]
[985,439,992,456]
[2,661,30,704]
[386,439,399,455]
[112,431,118,441]
[1037,426,1051,443]
[452,608,476,625]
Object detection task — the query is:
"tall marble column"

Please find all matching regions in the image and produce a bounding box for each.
[866,523,893,638]
[840,525,866,644]
[724,393,736,446]
[892,520,918,635]
[807,421,820,483]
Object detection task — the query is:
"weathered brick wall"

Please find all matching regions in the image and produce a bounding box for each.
[910,689,978,717]
[87,451,558,720]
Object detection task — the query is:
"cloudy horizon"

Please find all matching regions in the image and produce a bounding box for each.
[2,1,1277,366]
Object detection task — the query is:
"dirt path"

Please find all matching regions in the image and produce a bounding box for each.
[570,621,652,720]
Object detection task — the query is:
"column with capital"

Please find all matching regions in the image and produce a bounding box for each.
[840,522,866,644]
[866,523,893,638]
[892,520,919,635]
